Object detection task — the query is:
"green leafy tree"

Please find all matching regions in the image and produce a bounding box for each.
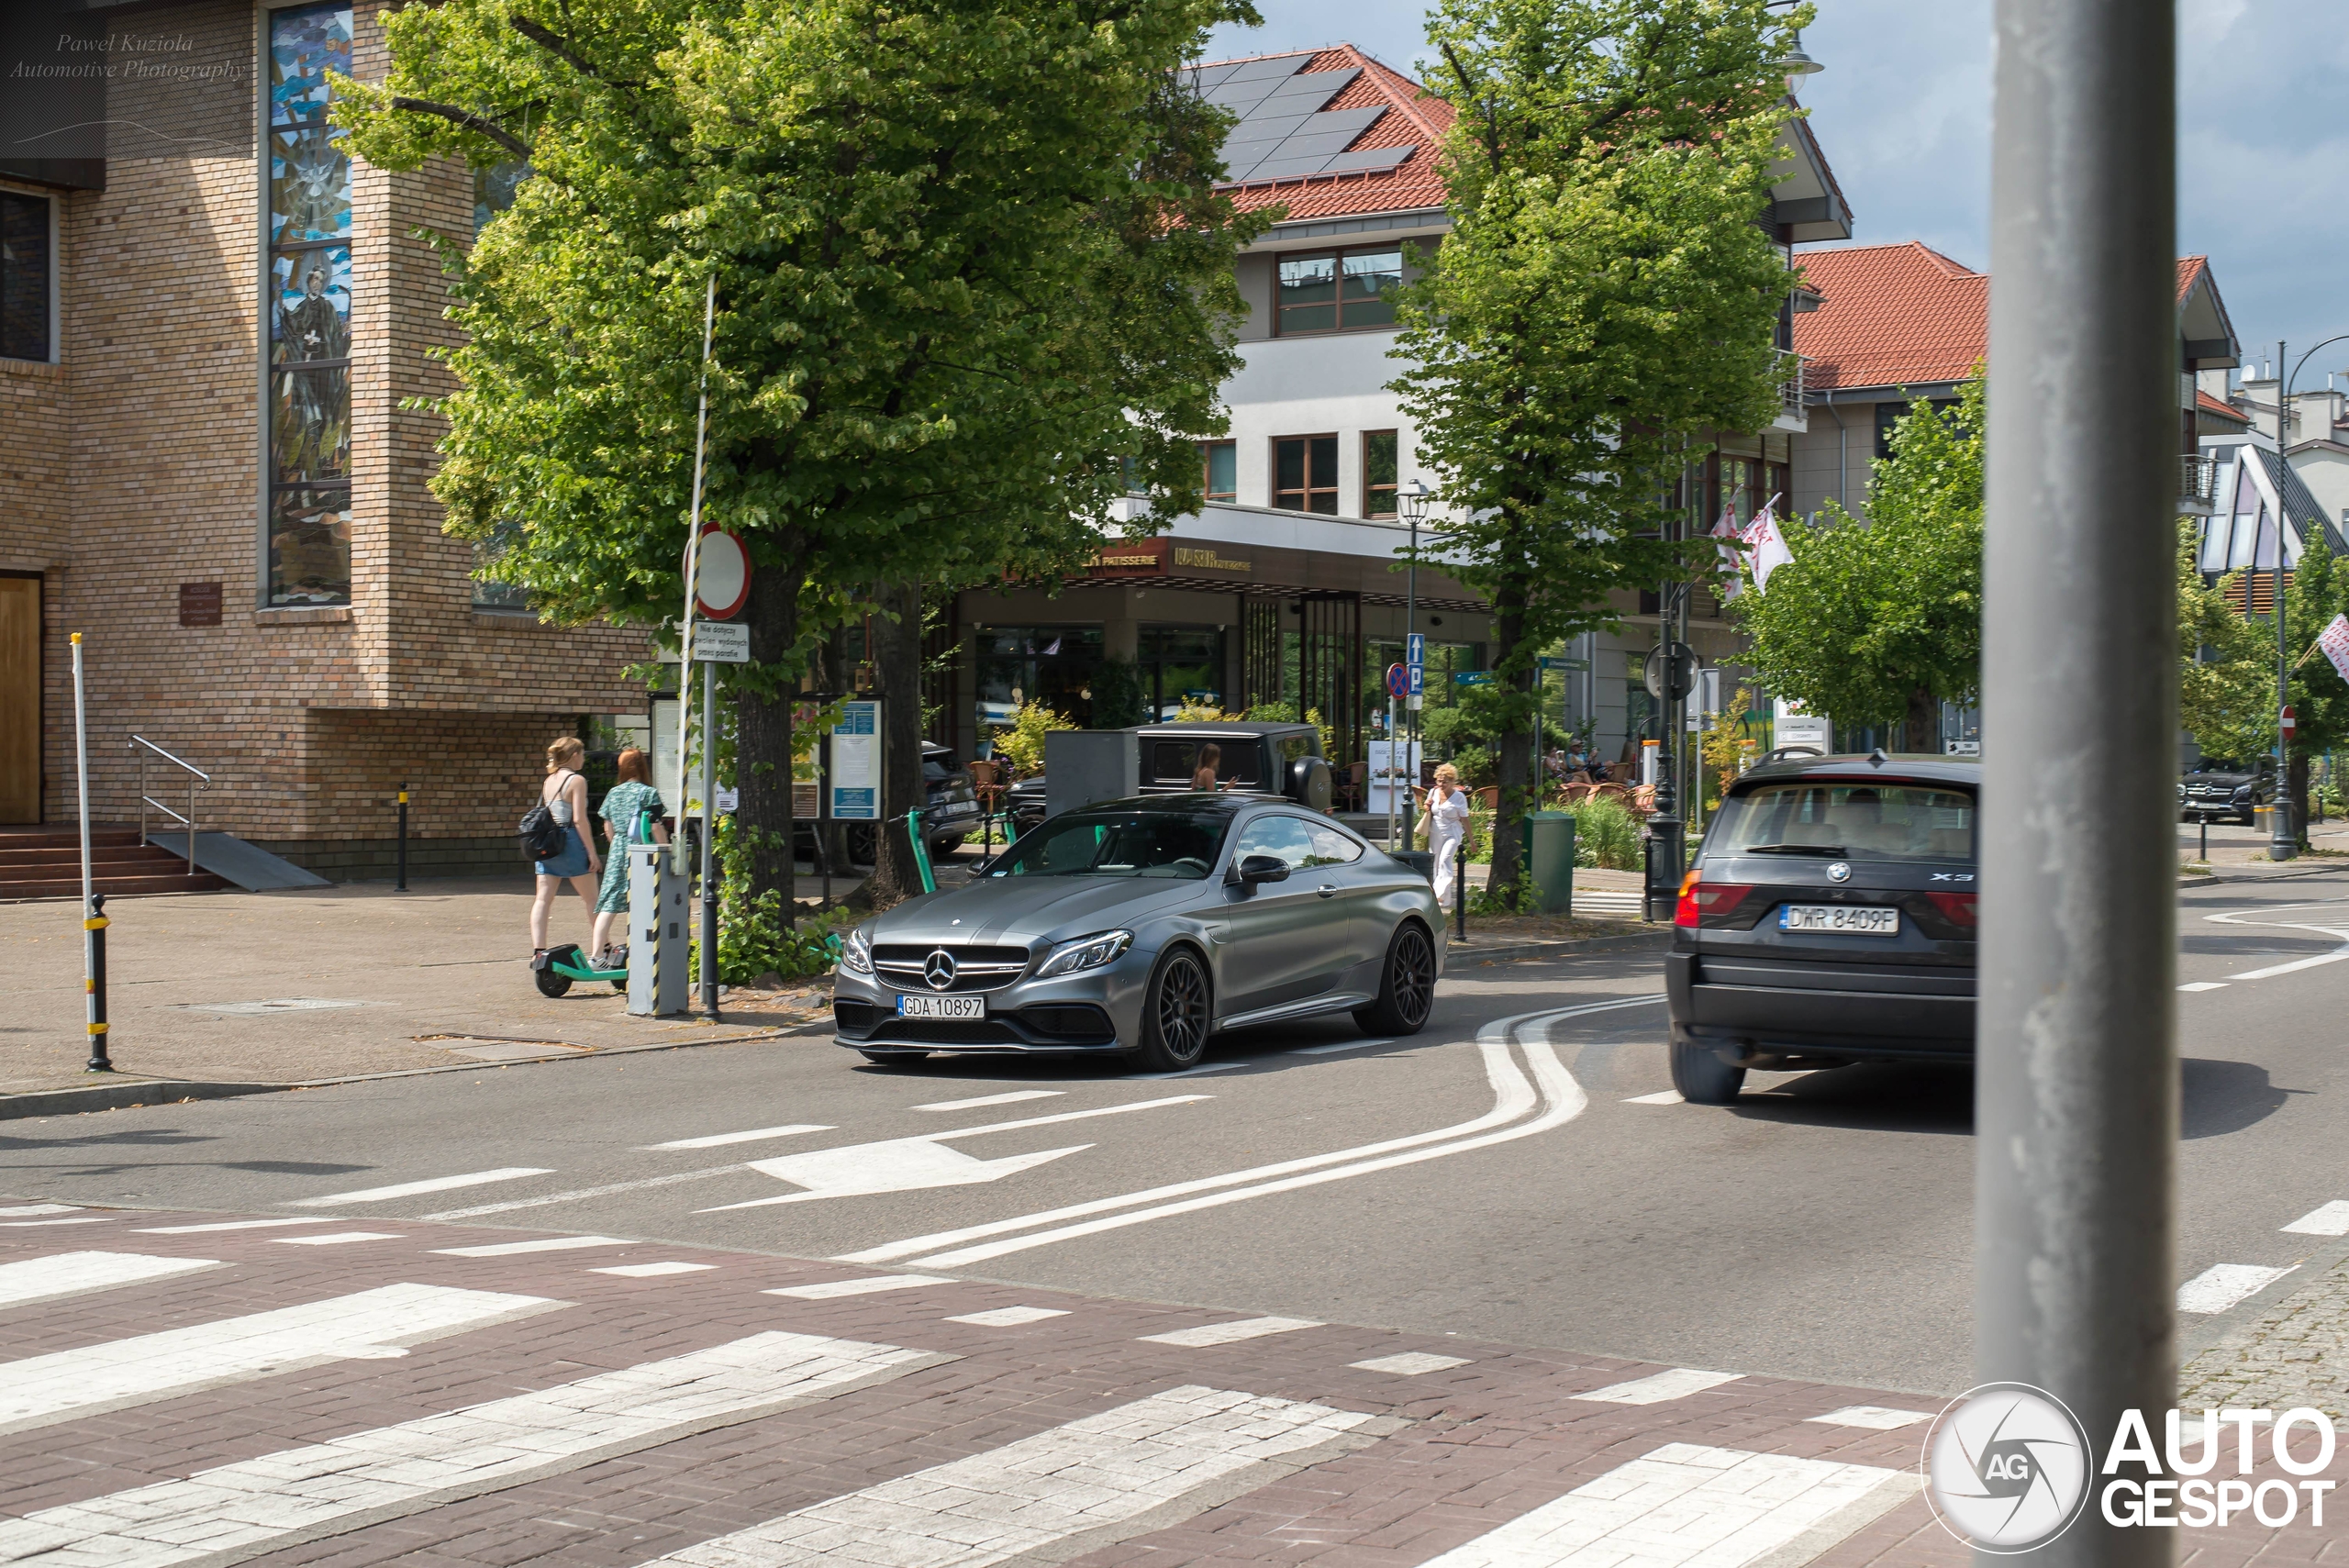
[2177,520,2276,768]
[336,0,1261,906]
[1395,0,1806,893]
[1733,379,1986,745]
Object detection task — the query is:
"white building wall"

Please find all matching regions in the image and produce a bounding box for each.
[1219,328,1419,515]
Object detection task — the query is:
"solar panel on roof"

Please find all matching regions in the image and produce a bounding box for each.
[1261,68,1358,102]
[1319,143,1418,174]
[1186,63,1241,90]
[1221,54,1311,83]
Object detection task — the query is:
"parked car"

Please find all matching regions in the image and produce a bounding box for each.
[832,793,1442,1070]
[1664,751,1979,1104]
[796,741,982,864]
[995,721,1332,841]
[2179,758,2276,825]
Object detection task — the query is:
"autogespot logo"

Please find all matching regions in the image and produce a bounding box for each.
[1922,1383,2092,1552]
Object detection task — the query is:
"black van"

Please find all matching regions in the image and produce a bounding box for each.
[1664,751,1979,1104]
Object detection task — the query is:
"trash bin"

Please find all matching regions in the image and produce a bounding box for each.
[1521,811,1575,915]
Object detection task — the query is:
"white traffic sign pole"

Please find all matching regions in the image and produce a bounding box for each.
[674,272,717,876]
[700,656,719,1019]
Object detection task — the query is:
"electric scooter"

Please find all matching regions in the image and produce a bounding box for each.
[529,807,655,997]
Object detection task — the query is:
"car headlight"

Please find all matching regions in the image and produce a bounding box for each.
[841,926,874,975]
[1035,929,1133,979]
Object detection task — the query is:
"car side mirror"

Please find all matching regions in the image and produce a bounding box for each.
[1234,853,1290,887]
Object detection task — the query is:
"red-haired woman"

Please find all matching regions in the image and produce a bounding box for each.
[591,748,669,965]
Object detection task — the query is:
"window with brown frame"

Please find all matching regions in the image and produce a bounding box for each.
[1273,435,1340,514]
[1200,440,1236,503]
[1275,247,1403,335]
[1364,430,1397,517]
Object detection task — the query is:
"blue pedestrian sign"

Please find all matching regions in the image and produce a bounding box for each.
[1386,662,1410,699]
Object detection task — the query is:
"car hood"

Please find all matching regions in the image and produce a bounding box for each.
[873,874,1198,947]
[2182,772,2261,787]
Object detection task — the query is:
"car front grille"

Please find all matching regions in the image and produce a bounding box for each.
[872,943,1032,993]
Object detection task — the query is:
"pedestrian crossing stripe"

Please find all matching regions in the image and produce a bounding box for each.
[0,1251,220,1310]
[0,1330,946,1567]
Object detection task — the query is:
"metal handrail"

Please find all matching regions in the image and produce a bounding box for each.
[2180,451,2218,506]
[130,736,210,877]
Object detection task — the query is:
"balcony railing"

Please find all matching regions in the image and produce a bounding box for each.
[1778,350,1805,418]
[2181,453,2218,506]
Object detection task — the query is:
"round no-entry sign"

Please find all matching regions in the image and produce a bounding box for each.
[1386,662,1409,699]
[2281,704,2297,736]
[690,525,751,620]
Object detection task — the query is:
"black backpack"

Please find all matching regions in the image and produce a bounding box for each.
[519,774,573,859]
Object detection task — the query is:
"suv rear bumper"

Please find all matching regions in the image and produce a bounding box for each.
[1664,950,1975,1062]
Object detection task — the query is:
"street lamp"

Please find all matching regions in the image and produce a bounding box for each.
[2267,334,2349,862]
[1398,480,1433,855]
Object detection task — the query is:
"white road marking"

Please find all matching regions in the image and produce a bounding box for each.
[766,1274,952,1300]
[881,1007,1601,1271]
[431,1236,632,1258]
[946,1306,1067,1327]
[2177,982,2229,992]
[2227,953,2349,980]
[1298,1039,1395,1054]
[133,1218,334,1234]
[2282,1200,2349,1237]
[641,1125,833,1151]
[0,1218,110,1228]
[913,1090,1063,1112]
[0,1205,78,1218]
[1140,1317,1320,1348]
[1351,1352,1470,1376]
[593,1262,715,1277]
[2206,903,2349,981]
[0,1330,941,1567]
[1809,1406,1933,1429]
[702,1096,1212,1212]
[0,1282,554,1435]
[638,1385,1374,1568]
[424,1163,743,1221]
[2178,1262,2298,1314]
[1572,1368,1742,1405]
[0,1251,220,1310]
[1413,1442,1911,1568]
[288,1167,551,1207]
[1623,1090,1685,1105]
[273,1231,403,1246]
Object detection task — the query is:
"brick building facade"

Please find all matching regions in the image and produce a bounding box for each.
[1,1,649,877]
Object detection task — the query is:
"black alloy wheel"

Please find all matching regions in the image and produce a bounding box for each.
[533,966,572,998]
[1354,921,1436,1036]
[1133,949,1210,1072]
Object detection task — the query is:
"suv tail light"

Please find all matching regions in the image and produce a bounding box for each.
[1925,890,1978,928]
[1675,872,1754,928]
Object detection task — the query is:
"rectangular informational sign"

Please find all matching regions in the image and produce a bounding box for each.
[1366,740,1422,816]
[692,622,750,662]
[1454,671,1492,687]
[1774,698,1831,754]
[1538,655,1589,672]
[829,700,881,819]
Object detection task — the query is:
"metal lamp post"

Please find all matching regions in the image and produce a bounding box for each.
[1399,480,1433,853]
[2267,333,2349,861]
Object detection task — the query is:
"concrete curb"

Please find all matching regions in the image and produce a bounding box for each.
[2177,861,2349,888]
[1445,929,1672,965]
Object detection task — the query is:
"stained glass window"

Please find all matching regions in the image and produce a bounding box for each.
[266,3,354,606]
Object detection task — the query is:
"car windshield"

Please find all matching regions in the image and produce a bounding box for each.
[1711,782,1975,862]
[985,811,1227,879]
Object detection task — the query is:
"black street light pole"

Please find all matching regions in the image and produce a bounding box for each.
[2267,333,2349,860]
[1399,480,1433,853]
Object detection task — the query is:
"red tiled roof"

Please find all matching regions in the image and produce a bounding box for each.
[2178,255,2208,305]
[1204,46,1453,224]
[1792,243,1988,393]
[2198,388,2249,424]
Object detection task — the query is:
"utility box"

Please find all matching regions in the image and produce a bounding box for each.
[1521,812,1575,915]
[628,843,690,1017]
[1046,730,1141,819]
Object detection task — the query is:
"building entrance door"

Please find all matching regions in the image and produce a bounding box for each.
[0,574,39,823]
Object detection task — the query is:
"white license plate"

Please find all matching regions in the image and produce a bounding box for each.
[896,994,985,1019]
[1780,905,1901,937]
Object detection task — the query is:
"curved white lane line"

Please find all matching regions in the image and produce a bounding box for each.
[897,1010,1600,1271]
[2205,905,2349,980]
[832,996,1658,1268]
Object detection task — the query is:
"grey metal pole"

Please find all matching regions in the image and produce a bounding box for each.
[2270,339,2298,861]
[700,656,720,1019]
[1406,509,1419,850]
[1980,0,2176,1560]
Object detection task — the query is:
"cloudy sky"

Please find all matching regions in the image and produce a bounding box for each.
[1208,1,2349,382]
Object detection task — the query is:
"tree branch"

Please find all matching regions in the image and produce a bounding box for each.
[508,15,638,87]
[389,97,530,158]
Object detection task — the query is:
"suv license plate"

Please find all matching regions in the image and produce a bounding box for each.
[896,995,985,1019]
[1780,905,1900,937]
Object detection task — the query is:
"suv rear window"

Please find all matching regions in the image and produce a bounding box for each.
[1150,740,1262,785]
[1711,782,1974,862]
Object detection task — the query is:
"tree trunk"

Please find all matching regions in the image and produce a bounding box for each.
[856,578,928,909]
[1487,577,1531,898]
[734,559,805,914]
[1904,686,1940,754]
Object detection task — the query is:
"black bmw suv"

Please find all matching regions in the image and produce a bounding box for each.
[1664,751,1978,1104]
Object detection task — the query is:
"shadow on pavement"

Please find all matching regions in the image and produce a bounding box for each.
[2180,1057,2302,1140]
[1726,1062,1976,1136]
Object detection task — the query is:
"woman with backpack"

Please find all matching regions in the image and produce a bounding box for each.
[589,748,668,967]
[529,736,601,961]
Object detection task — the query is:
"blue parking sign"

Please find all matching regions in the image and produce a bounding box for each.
[1407,633,1425,695]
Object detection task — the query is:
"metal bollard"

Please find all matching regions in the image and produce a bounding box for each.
[395,782,409,892]
[85,893,110,1072]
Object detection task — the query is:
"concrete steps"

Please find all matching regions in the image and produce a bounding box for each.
[0,826,229,901]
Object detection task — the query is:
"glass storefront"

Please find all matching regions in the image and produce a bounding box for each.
[1139,626,1224,718]
[974,625,1104,728]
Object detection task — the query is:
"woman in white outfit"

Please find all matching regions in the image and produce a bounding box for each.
[1425,762,1472,909]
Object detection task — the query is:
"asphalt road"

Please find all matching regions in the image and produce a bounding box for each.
[7,866,2349,1400]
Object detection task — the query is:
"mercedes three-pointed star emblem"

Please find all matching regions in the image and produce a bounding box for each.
[923,949,959,990]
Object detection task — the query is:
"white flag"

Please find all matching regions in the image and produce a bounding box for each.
[2320,613,2349,685]
[1709,498,1747,601]
[1742,495,1793,592]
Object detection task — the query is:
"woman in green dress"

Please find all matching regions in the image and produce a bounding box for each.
[591,749,669,966]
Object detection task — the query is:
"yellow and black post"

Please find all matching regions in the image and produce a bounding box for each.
[395,781,409,892]
[85,893,110,1072]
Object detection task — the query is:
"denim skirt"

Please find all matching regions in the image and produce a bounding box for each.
[535,824,592,879]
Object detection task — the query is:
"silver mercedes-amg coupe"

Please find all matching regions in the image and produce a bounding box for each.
[831,793,1444,1072]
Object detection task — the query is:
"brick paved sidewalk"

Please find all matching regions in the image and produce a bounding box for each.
[2,1199,2337,1565]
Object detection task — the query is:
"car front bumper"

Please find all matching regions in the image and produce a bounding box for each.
[831,949,1156,1053]
[1664,950,1976,1063]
